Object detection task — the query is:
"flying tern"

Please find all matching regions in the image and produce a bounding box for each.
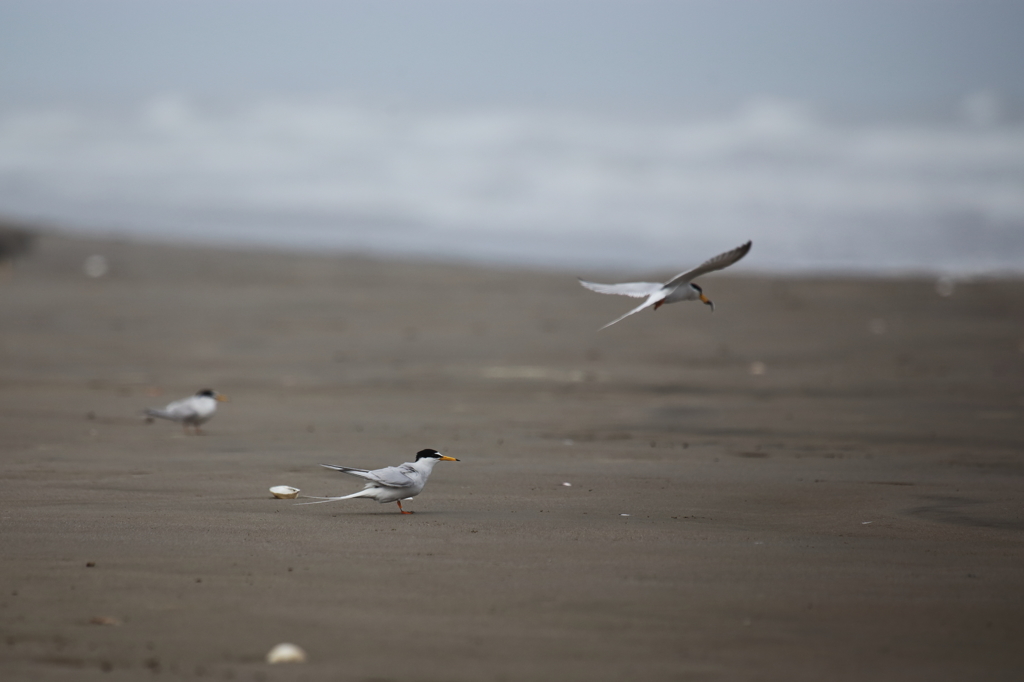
[579,241,752,329]
[144,389,229,434]
[300,449,459,514]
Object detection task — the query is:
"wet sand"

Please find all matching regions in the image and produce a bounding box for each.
[1,232,1023,681]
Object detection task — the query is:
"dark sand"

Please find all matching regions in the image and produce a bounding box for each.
[1,233,1022,681]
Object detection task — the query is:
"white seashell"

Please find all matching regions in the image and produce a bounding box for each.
[266,642,306,664]
[269,486,300,499]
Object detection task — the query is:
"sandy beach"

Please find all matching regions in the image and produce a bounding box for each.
[1,230,1022,681]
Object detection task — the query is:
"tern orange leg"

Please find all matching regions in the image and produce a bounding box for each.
[396,500,414,514]
[654,300,664,310]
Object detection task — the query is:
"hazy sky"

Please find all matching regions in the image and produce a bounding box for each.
[2,0,1023,117]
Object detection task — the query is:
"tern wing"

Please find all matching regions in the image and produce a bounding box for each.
[663,241,752,288]
[364,465,418,488]
[578,279,664,299]
[321,463,416,488]
[147,397,197,420]
[320,463,374,479]
[598,293,665,330]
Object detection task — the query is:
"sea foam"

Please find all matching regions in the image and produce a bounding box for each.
[1,94,1021,274]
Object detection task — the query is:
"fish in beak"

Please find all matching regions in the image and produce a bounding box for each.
[699,293,715,312]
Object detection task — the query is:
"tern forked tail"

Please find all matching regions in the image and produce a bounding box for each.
[295,489,376,505]
[296,490,416,514]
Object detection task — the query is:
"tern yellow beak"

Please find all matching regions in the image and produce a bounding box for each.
[215,393,230,402]
[439,455,460,461]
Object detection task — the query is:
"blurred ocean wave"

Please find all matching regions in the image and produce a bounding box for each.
[1,94,1022,274]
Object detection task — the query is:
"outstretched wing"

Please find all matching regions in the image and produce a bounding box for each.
[598,293,665,330]
[663,241,752,288]
[321,463,416,488]
[578,279,663,299]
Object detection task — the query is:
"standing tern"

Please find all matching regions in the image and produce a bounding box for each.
[579,241,752,329]
[300,449,459,514]
[144,389,229,435]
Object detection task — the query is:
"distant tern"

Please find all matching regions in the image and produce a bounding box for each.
[579,241,752,329]
[144,389,229,435]
[300,449,459,514]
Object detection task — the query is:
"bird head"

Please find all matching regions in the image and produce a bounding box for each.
[416,449,459,462]
[692,284,714,312]
[197,389,230,402]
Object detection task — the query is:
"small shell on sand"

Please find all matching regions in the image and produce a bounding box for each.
[266,642,306,664]
[270,486,300,499]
